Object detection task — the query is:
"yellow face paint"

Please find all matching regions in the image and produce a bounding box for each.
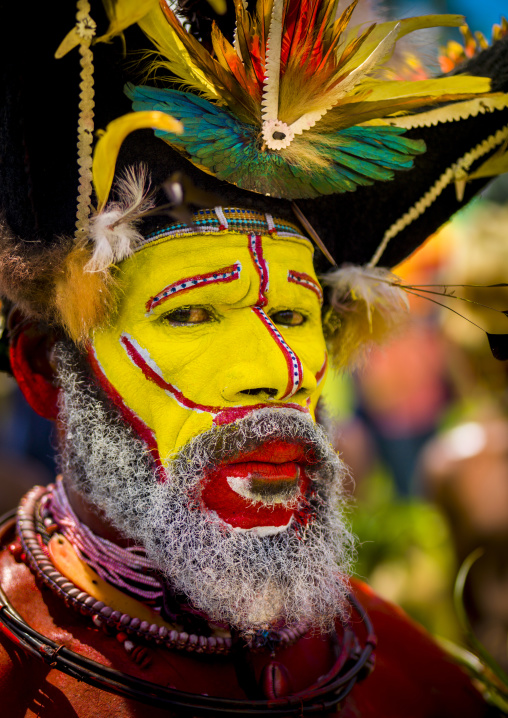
[91,232,328,466]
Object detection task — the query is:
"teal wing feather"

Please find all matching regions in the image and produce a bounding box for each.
[125,84,426,200]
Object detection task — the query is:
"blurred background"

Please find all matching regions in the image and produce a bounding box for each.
[325,179,508,661]
[323,0,508,671]
[0,0,507,680]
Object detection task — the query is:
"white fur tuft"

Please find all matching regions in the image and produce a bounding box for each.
[321,265,411,369]
[86,166,154,272]
[323,265,409,325]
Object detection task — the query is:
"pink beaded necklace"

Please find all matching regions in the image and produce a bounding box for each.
[49,477,164,606]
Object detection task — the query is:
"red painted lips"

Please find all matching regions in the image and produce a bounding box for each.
[201,440,312,531]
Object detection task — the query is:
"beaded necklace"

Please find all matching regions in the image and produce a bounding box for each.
[5,486,377,712]
[17,484,312,657]
[49,478,164,606]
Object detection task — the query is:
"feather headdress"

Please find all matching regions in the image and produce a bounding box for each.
[123,0,495,199]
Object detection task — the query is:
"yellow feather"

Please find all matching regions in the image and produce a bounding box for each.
[279,12,487,136]
[314,92,488,133]
[358,75,492,103]
[231,0,257,80]
[339,14,466,73]
[255,0,271,52]
[331,0,359,42]
[96,0,159,44]
[140,3,258,123]
[138,4,221,101]
[285,23,398,132]
[212,23,253,95]
[54,244,119,344]
[92,110,183,211]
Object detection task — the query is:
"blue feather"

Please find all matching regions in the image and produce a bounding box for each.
[124,83,427,200]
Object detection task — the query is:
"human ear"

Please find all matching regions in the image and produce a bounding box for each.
[8,312,60,420]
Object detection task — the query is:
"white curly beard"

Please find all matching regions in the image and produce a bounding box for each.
[55,343,355,633]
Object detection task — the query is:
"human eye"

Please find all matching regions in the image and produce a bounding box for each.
[162,306,215,325]
[269,310,306,327]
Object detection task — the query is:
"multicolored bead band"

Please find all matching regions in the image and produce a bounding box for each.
[16,485,311,657]
[140,207,310,249]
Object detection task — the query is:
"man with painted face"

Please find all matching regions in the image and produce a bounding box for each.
[1,205,490,718]
[0,0,507,716]
[64,224,351,635]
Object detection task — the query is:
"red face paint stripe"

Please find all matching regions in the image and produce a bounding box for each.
[120,334,223,415]
[315,354,328,386]
[119,333,309,421]
[213,402,308,425]
[252,307,303,399]
[145,262,242,315]
[87,345,163,470]
[288,270,323,304]
[248,234,269,307]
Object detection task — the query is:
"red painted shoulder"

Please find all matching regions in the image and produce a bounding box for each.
[343,577,490,717]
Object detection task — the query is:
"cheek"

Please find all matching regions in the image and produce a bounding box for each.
[145,325,225,406]
[161,412,214,460]
[91,333,216,463]
[286,321,328,404]
[297,325,327,369]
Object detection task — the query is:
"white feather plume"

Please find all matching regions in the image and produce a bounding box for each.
[325,265,409,322]
[86,166,154,272]
[321,265,410,369]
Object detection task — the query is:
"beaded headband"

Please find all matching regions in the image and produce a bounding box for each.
[85,166,314,274]
[140,207,311,252]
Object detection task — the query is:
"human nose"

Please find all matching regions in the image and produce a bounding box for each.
[220,308,317,403]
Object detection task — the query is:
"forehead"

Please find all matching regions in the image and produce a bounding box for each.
[117,233,316,304]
